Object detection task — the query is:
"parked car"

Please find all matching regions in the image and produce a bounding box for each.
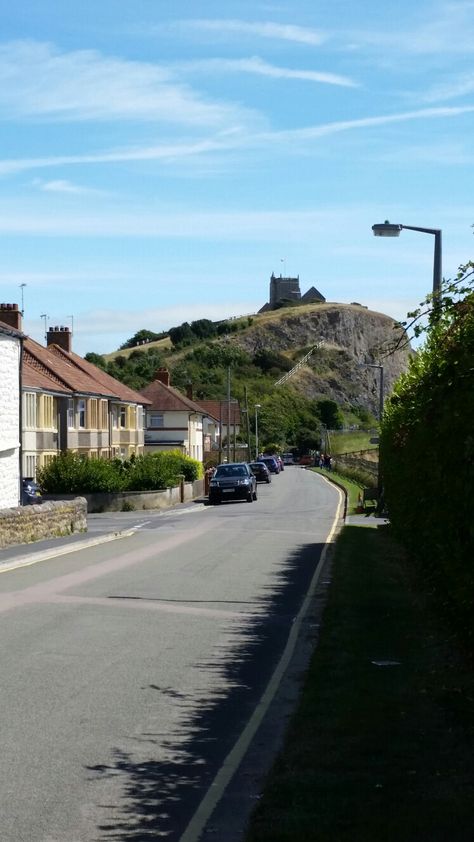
[208,462,257,504]
[249,461,272,483]
[298,455,314,466]
[259,456,280,474]
[282,452,295,465]
[21,478,43,505]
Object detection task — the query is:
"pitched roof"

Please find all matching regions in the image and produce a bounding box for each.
[23,347,72,394]
[140,378,211,415]
[301,286,326,302]
[197,399,241,425]
[22,337,150,404]
[51,346,151,405]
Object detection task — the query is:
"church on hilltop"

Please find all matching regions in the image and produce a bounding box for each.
[259,273,326,312]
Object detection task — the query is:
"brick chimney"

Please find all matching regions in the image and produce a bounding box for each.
[154,367,170,386]
[47,325,72,353]
[186,383,193,400]
[0,303,22,331]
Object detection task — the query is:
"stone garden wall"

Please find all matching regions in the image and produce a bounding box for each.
[0,498,87,549]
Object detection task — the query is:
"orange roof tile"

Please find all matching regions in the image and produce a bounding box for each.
[22,337,150,404]
[140,379,211,414]
[197,399,241,425]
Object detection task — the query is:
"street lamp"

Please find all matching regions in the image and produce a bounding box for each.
[372,220,442,313]
[254,404,261,459]
[362,363,384,424]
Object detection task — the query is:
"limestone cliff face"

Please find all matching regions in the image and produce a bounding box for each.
[223,303,412,415]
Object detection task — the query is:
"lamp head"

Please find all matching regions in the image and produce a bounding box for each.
[372,220,402,237]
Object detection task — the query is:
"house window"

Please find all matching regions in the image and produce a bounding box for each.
[120,406,127,428]
[24,393,37,428]
[24,454,37,479]
[41,395,55,428]
[137,405,144,430]
[90,399,98,429]
[112,406,118,429]
[78,399,86,428]
[101,400,108,430]
[150,413,164,428]
[68,399,75,428]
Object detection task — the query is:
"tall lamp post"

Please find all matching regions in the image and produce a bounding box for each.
[359,363,384,502]
[364,363,384,425]
[254,404,261,459]
[372,220,442,314]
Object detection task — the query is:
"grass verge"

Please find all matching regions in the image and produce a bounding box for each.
[311,467,363,513]
[244,525,474,842]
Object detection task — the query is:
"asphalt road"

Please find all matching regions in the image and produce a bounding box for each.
[0,468,342,842]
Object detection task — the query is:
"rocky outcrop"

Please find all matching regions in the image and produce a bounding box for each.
[222,303,412,415]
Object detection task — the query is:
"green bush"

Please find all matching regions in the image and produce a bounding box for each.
[380,267,474,649]
[38,451,203,495]
[38,452,123,493]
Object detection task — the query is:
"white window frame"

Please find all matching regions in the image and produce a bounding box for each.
[149,413,164,428]
[77,398,86,429]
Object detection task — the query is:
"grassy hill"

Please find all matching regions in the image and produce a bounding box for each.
[88,301,410,453]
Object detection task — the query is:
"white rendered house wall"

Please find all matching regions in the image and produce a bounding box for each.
[0,333,21,508]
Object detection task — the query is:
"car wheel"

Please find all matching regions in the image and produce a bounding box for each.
[246,490,253,502]
[266,477,271,483]
[253,489,257,500]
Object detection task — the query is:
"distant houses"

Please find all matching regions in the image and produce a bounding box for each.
[139,369,242,464]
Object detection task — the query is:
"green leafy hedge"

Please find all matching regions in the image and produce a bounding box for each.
[38,451,203,495]
[380,268,474,648]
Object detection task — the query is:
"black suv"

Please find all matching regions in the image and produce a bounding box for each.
[208,462,258,504]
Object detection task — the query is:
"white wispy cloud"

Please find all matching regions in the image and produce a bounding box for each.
[264,105,474,143]
[0,40,259,127]
[341,1,474,56]
[0,269,128,288]
[423,72,474,103]
[0,137,243,176]
[1,104,473,177]
[32,178,106,195]
[171,19,326,45]
[179,56,357,88]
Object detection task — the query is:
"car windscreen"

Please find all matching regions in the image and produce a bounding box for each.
[215,466,247,477]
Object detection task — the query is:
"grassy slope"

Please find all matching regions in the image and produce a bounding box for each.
[245,524,474,842]
[102,301,382,362]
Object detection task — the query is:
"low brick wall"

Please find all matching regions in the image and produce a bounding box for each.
[0,498,87,549]
[44,478,206,513]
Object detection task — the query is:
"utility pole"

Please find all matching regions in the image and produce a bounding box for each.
[19,283,27,317]
[226,367,231,464]
[40,314,49,342]
[244,386,251,460]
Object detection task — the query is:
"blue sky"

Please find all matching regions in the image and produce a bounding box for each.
[1,0,473,354]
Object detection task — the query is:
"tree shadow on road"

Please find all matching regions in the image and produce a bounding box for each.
[87,539,327,841]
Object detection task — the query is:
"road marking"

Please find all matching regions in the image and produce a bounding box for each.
[131,521,151,529]
[0,530,135,575]
[179,486,345,842]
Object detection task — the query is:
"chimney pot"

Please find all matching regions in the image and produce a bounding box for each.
[0,302,22,331]
[47,325,72,352]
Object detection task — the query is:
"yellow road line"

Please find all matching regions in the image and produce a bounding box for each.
[179,486,344,842]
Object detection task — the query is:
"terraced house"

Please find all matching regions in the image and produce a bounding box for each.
[0,304,150,480]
